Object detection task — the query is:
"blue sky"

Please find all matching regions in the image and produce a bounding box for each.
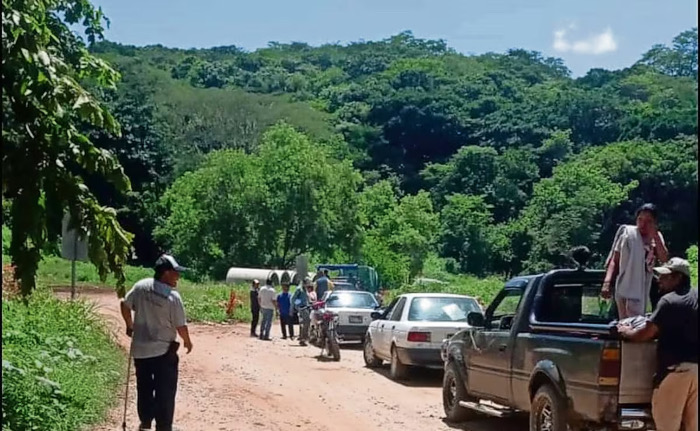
[91,0,697,77]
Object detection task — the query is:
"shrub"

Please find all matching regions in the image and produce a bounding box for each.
[2,291,124,430]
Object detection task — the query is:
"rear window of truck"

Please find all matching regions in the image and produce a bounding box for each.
[536,281,613,324]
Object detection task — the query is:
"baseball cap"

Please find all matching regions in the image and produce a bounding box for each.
[154,254,188,273]
[653,257,690,278]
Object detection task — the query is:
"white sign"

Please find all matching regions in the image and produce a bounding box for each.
[61,213,88,262]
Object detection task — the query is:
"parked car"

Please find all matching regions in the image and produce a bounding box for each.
[363,293,481,380]
[316,291,380,343]
[441,267,656,431]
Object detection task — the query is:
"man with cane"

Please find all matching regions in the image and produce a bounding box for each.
[120,254,193,431]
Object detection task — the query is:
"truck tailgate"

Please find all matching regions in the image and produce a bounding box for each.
[619,341,656,404]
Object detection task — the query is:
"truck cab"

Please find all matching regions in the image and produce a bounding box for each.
[442,268,656,431]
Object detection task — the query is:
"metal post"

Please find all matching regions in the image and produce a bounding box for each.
[71,259,76,300]
[70,233,77,300]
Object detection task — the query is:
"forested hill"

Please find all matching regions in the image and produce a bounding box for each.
[81,29,697,285]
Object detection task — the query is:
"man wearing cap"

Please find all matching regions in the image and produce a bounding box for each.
[617,257,697,431]
[249,279,261,337]
[120,254,193,431]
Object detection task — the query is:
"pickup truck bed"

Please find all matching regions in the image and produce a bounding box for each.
[442,269,657,431]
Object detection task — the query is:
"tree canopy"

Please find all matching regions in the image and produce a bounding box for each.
[3,1,697,290]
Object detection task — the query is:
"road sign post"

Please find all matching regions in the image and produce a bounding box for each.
[61,213,88,299]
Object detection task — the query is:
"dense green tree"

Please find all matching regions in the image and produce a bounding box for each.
[2,0,133,295]
[156,124,361,279]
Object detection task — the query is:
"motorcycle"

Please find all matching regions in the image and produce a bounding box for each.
[307,300,341,361]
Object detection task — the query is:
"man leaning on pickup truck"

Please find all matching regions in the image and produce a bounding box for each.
[617,258,697,431]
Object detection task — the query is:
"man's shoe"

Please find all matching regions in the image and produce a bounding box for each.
[299,340,307,346]
[138,424,151,431]
[282,336,287,340]
[251,332,258,337]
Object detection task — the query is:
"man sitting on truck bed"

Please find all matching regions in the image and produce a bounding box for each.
[617,257,697,431]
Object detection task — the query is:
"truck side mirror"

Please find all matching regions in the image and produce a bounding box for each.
[467,311,485,327]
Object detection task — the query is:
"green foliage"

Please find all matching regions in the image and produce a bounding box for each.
[2,225,10,256]
[687,244,698,288]
[60,27,700,283]
[156,123,362,279]
[521,162,637,272]
[637,28,698,78]
[2,291,124,430]
[2,0,133,295]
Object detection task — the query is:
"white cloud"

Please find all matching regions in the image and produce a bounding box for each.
[553,26,618,55]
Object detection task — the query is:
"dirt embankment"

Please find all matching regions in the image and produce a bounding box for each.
[68,289,526,431]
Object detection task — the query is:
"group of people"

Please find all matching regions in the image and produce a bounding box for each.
[605,203,697,431]
[248,269,334,345]
[114,202,696,431]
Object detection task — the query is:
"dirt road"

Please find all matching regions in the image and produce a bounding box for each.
[69,289,526,431]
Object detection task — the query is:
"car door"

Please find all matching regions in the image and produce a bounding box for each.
[377,297,406,358]
[466,288,524,403]
[369,297,396,358]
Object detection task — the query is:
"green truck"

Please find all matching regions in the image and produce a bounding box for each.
[316,264,380,294]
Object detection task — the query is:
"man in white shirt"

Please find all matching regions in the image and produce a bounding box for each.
[120,254,193,431]
[258,278,277,340]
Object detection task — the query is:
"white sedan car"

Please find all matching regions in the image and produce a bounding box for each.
[363,293,481,380]
[317,290,381,342]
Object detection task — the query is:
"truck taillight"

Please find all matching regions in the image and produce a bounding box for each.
[407,331,431,342]
[598,346,621,386]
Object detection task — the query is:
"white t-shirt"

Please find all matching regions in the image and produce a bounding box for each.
[123,278,187,359]
[258,285,277,310]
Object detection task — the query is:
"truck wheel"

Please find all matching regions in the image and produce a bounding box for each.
[363,337,382,368]
[389,345,409,380]
[443,362,478,422]
[530,384,568,431]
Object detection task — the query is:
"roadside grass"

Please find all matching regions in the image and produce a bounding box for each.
[2,289,125,431]
[11,254,253,324]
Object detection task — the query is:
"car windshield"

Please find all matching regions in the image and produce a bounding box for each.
[408,297,481,322]
[325,293,378,309]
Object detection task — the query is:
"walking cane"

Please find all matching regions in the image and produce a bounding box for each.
[121,352,131,431]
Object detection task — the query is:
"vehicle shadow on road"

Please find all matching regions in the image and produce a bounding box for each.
[369,365,444,388]
[441,416,528,431]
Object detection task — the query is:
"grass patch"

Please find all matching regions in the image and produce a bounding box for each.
[2,290,125,431]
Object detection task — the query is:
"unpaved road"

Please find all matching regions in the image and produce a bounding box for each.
[65,288,526,431]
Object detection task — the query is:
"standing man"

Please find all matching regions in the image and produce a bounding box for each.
[277,282,294,339]
[617,257,697,431]
[292,278,312,346]
[249,279,261,338]
[258,278,276,341]
[315,270,333,299]
[602,203,668,318]
[120,254,193,431]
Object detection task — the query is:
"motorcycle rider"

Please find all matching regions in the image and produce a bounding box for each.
[292,277,313,346]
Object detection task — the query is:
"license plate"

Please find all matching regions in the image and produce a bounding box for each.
[349,315,363,324]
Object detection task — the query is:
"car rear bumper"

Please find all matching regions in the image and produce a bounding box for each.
[395,347,443,366]
[336,325,369,340]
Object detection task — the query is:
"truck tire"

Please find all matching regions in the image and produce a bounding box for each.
[389,345,409,380]
[363,337,383,368]
[442,362,478,422]
[530,384,568,431]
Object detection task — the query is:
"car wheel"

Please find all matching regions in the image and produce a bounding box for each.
[363,337,382,368]
[530,384,569,431]
[389,345,409,380]
[443,361,478,422]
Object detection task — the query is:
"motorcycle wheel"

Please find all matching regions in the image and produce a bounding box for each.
[329,336,341,361]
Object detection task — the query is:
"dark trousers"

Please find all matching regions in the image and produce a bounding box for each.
[251,306,260,335]
[134,349,179,431]
[280,314,295,338]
